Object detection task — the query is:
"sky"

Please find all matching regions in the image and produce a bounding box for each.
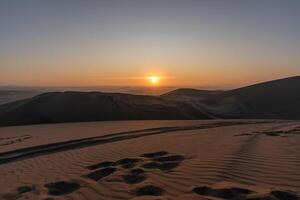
[0,0,300,88]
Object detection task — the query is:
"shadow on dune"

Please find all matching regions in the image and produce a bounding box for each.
[0,76,300,127]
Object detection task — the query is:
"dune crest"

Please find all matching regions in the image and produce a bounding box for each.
[0,76,300,126]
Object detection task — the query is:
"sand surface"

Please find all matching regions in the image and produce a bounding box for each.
[0,120,299,200]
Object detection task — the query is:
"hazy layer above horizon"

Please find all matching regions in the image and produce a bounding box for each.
[1,0,300,88]
[0,86,178,105]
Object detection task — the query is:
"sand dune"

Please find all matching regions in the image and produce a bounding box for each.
[1,76,300,127]
[0,121,266,164]
[0,92,210,126]
[0,120,299,199]
[162,76,300,119]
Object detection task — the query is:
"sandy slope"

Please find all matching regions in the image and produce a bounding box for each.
[2,76,300,127]
[0,120,299,200]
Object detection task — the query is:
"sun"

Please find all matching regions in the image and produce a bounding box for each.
[148,76,160,85]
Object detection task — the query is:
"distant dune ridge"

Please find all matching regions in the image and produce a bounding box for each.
[0,76,299,126]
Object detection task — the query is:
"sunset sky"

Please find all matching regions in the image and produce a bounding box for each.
[1,0,300,88]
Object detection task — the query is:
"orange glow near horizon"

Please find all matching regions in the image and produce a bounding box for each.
[1,1,300,89]
[2,66,299,89]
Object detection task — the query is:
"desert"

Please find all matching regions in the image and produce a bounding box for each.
[0,119,300,199]
[1,1,300,199]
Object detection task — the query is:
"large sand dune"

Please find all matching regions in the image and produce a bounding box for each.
[1,76,300,127]
[0,120,299,199]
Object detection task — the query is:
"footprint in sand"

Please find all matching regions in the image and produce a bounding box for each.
[84,151,186,185]
[85,167,117,181]
[123,168,147,184]
[17,185,35,194]
[135,185,165,196]
[193,186,254,199]
[270,190,299,200]
[192,185,299,200]
[141,153,185,172]
[16,151,184,199]
[44,181,80,196]
[115,158,142,169]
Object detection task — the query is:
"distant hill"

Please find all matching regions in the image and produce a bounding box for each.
[0,92,210,126]
[0,76,299,126]
[161,88,222,100]
[0,90,41,105]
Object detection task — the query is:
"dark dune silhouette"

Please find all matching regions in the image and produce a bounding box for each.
[224,76,300,118]
[0,76,299,126]
[0,92,210,126]
[162,76,300,119]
